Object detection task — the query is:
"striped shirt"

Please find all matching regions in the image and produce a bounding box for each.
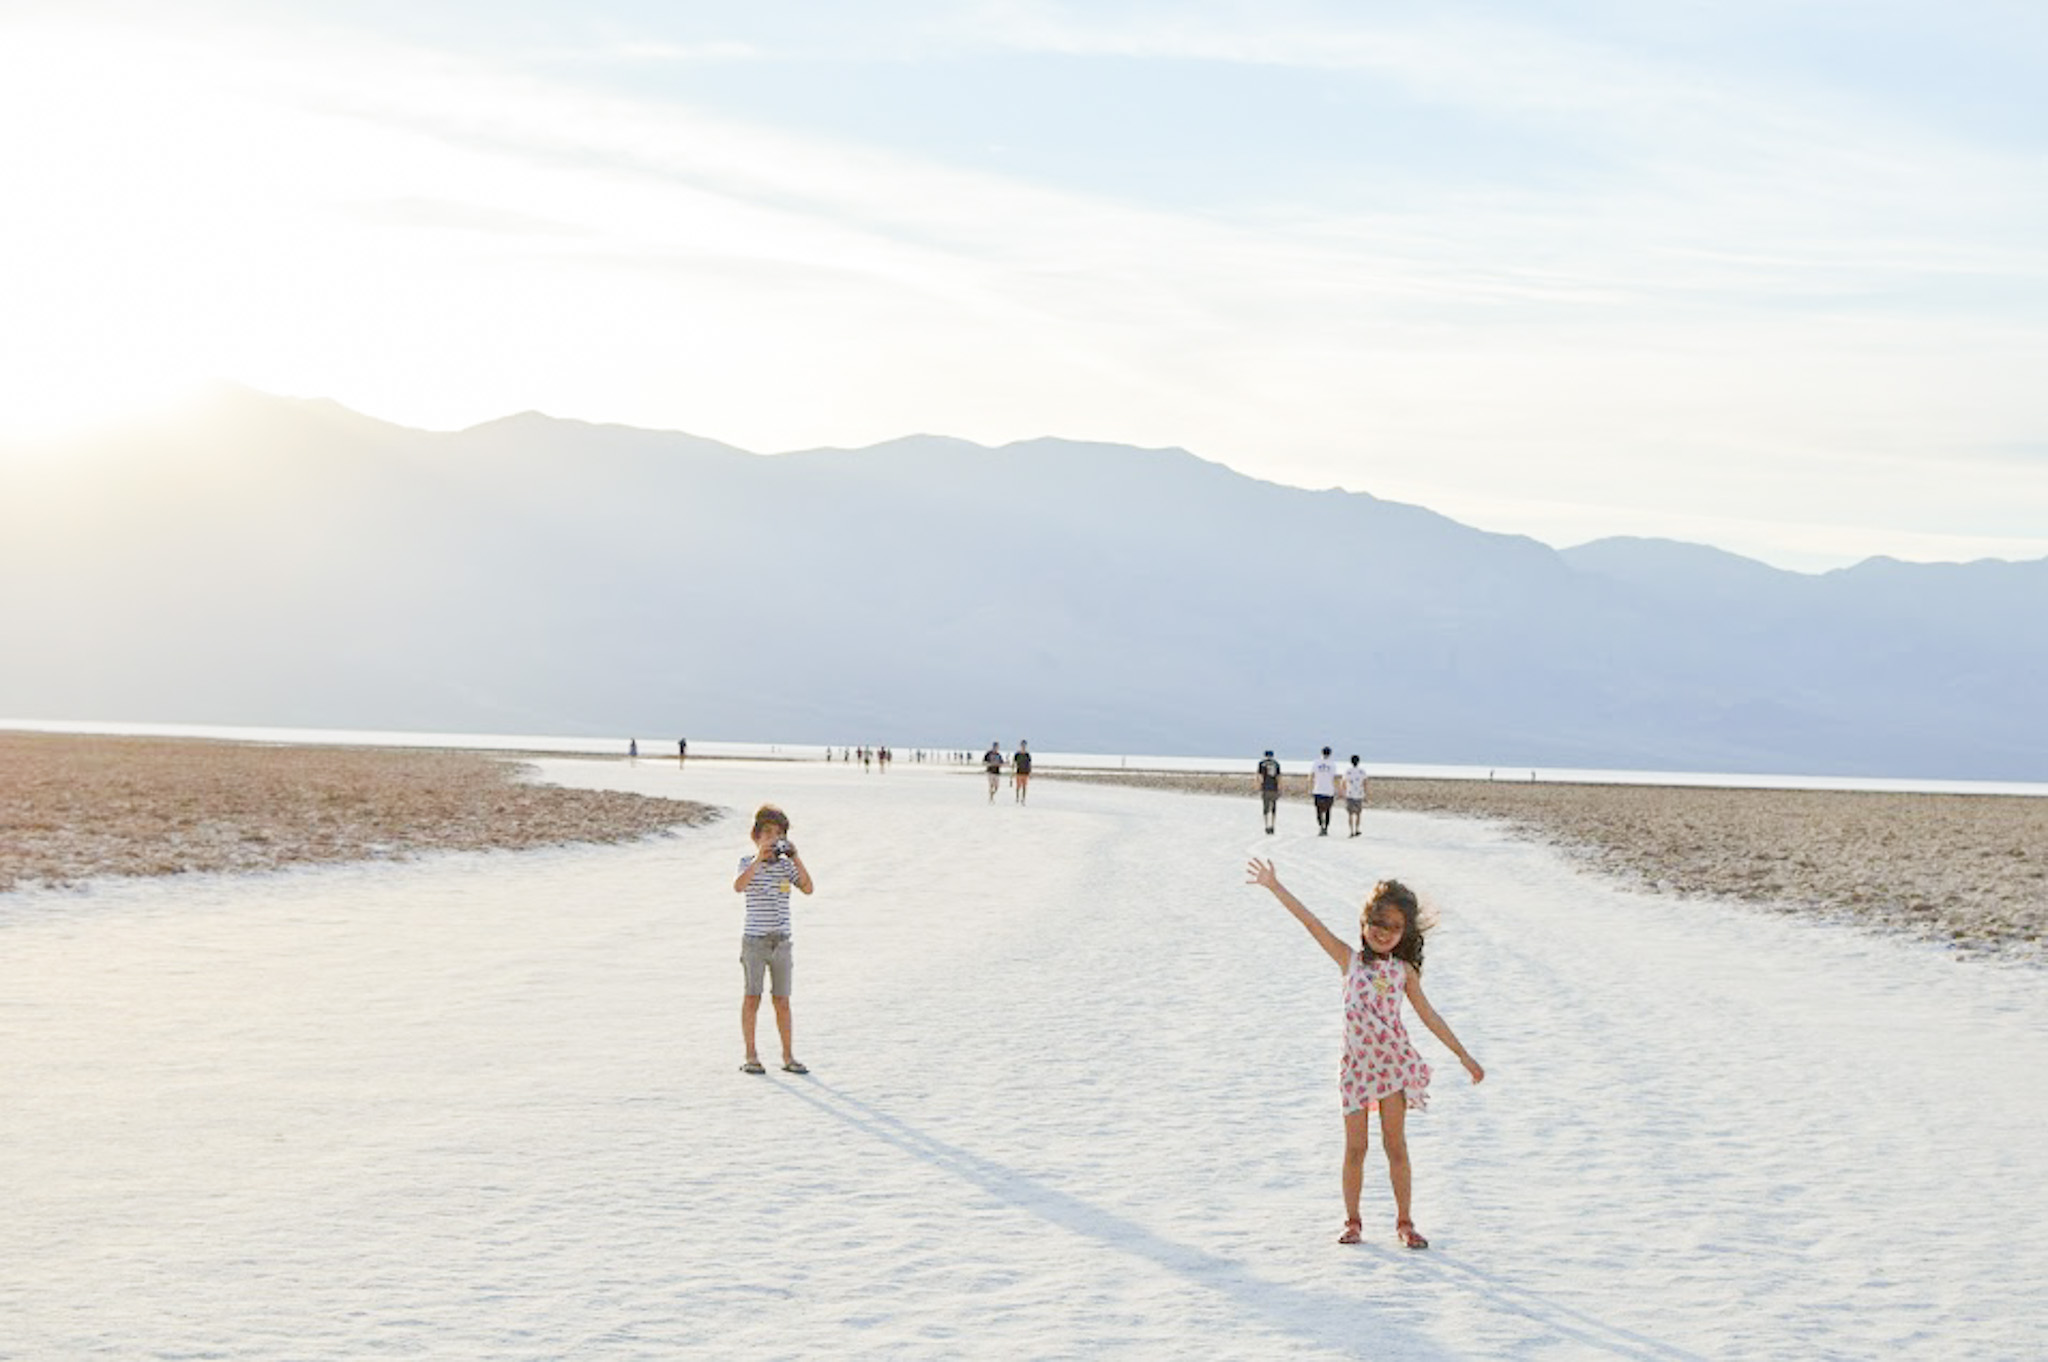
[738,854,798,936]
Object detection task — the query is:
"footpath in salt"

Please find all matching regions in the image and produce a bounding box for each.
[3,759,2044,1359]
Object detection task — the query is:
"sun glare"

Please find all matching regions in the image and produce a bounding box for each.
[0,29,232,448]
[0,375,212,455]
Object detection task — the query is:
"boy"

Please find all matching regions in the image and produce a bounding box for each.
[734,804,816,1074]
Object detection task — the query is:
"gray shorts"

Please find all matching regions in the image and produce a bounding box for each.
[1346,797,1364,814]
[1261,789,1279,812]
[741,933,792,997]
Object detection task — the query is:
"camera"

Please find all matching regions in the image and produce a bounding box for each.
[772,838,795,859]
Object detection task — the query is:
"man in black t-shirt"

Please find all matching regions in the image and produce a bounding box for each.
[984,743,1004,802]
[1256,749,1282,834]
[1013,740,1033,804]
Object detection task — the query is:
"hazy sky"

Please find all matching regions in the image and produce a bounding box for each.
[5,2,2045,570]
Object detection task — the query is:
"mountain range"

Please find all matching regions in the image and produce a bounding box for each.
[3,387,2043,780]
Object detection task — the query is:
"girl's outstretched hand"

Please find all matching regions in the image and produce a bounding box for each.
[1245,857,1280,891]
[1461,1054,1486,1084]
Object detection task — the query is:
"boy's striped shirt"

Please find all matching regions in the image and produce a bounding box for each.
[738,854,797,936]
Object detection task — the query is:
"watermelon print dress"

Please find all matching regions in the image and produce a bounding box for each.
[1340,951,1432,1116]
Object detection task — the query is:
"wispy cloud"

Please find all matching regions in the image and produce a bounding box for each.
[3,6,2044,569]
[602,39,763,63]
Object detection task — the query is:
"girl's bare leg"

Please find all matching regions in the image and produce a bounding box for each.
[1379,1093,1413,1225]
[1341,1108,1371,1223]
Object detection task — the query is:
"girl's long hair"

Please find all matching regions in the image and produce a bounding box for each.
[1361,879,1427,974]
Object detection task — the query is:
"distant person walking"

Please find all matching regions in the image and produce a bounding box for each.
[628,738,638,760]
[1245,860,1484,1248]
[1310,747,1339,836]
[1257,750,1282,834]
[1013,740,1033,803]
[734,804,816,1076]
[678,738,687,767]
[1342,755,1368,838]
[984,743,1004,802]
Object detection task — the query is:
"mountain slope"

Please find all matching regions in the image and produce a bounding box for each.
[3,389,2042,778]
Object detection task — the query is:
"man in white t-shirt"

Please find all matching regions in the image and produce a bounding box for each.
[1309,746,1339,836]
[1342,754,1369,838]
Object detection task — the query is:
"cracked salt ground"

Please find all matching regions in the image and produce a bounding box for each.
[3,759,2044,1358]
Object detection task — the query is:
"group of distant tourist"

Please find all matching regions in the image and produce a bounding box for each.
[623,737,685,764]
[827,746,988,766]
[981,740,1032,803]
[1265,745,1371,837]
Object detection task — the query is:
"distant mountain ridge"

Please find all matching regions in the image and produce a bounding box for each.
[3,387,2043,780]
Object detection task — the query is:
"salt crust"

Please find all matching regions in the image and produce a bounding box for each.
[1048,770,2047,958]
[0,732,718,892]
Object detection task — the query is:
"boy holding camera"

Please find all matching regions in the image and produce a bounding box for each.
[734,803,815,1074]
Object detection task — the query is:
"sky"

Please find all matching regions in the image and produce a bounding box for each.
[3,1,2045,571]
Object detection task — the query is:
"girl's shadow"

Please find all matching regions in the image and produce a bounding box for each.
[777,1079,1703,1360]
[776,1079,1443,1359]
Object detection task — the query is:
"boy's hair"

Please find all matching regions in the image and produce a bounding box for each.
[751,804,790,839]
[1361,878,1427,973]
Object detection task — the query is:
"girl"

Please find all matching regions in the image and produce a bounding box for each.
[1246,858,1484,1248]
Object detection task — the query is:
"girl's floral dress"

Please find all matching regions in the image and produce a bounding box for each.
[1340,951,1432,1115]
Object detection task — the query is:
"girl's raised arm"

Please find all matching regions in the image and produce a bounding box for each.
[1245,858,1352,970]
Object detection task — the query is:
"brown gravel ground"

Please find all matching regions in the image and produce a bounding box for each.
[1044,769,2048,959]
[0,732,718,892]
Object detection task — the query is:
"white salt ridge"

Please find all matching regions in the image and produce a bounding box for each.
[2,761,2043,1359]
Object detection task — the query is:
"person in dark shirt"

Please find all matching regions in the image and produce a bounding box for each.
[1013,740,1033,804]
[1257,750,1282,834]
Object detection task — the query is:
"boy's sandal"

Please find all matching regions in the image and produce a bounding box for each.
[1395,1219,1429,1250]
[740,1059,766,1075]
[781,1059,810,1074]
[1337,1218,1363,1245]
